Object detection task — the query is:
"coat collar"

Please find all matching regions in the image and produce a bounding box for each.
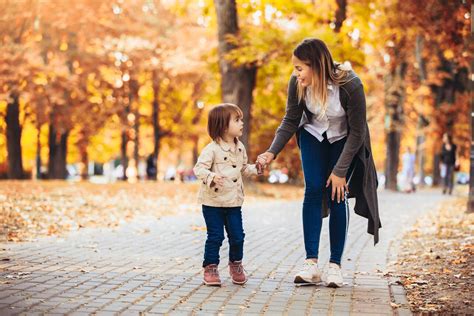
[216,138,242,152]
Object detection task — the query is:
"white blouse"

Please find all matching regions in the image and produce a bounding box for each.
[303,84,348,144]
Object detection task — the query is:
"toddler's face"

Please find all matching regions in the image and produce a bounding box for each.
[226,113,244,138]
[292,55,313,87]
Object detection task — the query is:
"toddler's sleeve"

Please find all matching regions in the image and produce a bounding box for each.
[241,148,258,178]
[193,146,216,188]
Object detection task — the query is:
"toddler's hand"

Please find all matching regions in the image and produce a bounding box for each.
[256,161,264,175]
[212,175,226,187]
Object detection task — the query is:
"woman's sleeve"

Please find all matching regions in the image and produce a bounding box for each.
[332,83,367,177]
[267,75,303,157]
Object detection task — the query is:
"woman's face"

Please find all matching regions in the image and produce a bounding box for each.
[292,55,313,87]
[443,133,449,143]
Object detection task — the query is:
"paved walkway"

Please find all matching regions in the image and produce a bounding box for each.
[0,190,453,315]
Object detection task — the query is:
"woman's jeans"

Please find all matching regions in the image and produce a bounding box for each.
[443,164,455,194]
[299,128,350,265]
[202,205,244,267]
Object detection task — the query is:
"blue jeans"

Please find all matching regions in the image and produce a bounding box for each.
[202,205,245,267]
[299,128,350,265]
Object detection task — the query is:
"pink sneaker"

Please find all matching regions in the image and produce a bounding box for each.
[229,261,247,285]
[203,264,221,286]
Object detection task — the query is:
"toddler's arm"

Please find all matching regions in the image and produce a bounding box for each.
[193,146,216,188]
[241,148,259,178]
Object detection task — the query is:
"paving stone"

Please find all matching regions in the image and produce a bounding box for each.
[0,191,452,315]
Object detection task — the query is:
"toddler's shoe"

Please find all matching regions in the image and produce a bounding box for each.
[229,261,247,285]
[203,264,221,286]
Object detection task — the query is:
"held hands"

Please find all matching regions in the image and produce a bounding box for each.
[326,172,348,203]
[257,152,275,167]
[255,152,275,175]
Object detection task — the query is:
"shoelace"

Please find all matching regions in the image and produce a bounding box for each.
[208,266,219,277]
[302,261,317,271]
[327,266,341,277]
[231,264,244,274]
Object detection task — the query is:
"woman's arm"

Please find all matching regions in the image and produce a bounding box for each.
[266,75,304,157]
[332,83,367,178]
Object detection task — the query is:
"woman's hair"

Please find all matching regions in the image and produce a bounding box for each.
[207,103,243,141]
[443,133,453,145]
[293,38,351,119]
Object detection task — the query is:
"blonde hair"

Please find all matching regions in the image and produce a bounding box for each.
[293,38,351,119]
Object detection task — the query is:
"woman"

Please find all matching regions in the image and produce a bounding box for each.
[257,38,380,288]
[440,133,458,195]
[401,146,416,193]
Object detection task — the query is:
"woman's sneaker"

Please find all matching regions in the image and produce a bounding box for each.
[294,259,322,284]
[229,261,247,284]
[322,262,344,288]
[203,264,221,286]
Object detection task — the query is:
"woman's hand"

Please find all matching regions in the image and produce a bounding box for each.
[257,152,275,167]
[326,173,348,203]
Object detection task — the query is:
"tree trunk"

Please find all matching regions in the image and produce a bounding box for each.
[151,69,160,181]
[80,149,88,180]
[79,135,89,180]
[192,135,199,166]
[36,124,41,179]
[236,66,257,153]
[466,1,473,213]
[48,33,75,181]
[384,61,407,191]
[6,93,24,179]
[120,128,129,181]
[415,131,426,184]
[430,51,467,186]
[469,121,474,212]
[334,0,347,33]
[48,120,69,179]
[130,78,140,179]
[385,131,401,191]
[214,0,258,150]
[414,35,427,186]
[431,73,451,187]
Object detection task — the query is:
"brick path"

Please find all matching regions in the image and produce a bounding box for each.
[0,190,453,315]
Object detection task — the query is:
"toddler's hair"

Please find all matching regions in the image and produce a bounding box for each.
[207,103,243,141]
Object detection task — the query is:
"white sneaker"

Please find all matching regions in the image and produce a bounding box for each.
[322,262,344,288]
[294,259,322,284]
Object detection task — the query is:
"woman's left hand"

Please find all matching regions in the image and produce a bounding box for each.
[326,173,348,203]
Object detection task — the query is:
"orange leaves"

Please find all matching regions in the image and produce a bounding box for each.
[0,180,302,242]
[0,181,201,242]
[394,198,474,314]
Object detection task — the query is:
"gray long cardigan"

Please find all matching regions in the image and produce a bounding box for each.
[267,71,381,244]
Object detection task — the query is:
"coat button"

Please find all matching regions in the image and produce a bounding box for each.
[224,157,227,160]
[239,148,242,152]
[214,188,218,192]
[232,165,236,168]
[233,179,237,182]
